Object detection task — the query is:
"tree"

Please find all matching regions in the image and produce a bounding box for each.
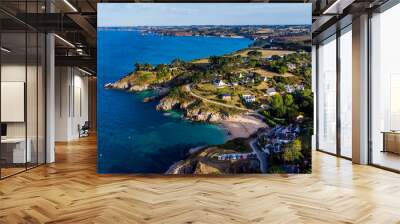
[271,94,285,118]
[275,83,285,92]
[247,50,262,58]
[233,55,243,64]
[143,63,153,71]
[171,58,184,67]
[267,78,276,87]
[286,106,299,122]
[155,64,170,81]
[134,63,143,71]
[248,59,258,67]
[155,64,168,72]
[303,68,312,88]
[273,76,286,84]
[278,66,288,74]
[294,89,313,117]
[209,56,222,67]
[282,139,303,163]
[283,94,293,107]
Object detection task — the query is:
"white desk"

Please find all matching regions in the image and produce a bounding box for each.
[1,138,31,163]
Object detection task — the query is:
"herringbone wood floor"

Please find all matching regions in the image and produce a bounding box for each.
[1,135,400,224]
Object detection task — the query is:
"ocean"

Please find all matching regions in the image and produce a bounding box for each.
[97,30,252,173]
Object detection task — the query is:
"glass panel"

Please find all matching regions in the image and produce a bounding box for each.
[339,27,352,158]
[0,1,46,178]
[26,0,39,169]
[1,30,27,177]
[38,32,46,165]
[27,30,38,169]
[371,4,400,171]
[317,35,337,154]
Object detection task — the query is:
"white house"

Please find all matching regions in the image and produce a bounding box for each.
[288,63,296,70]
[213,79,226,88]
[242,94,256,103]
[260,104,270,109]
[265,87,278,96]
[285,85,295,93]
[220,94,232,100]
[261,76,268,82]
[295,84,305,91]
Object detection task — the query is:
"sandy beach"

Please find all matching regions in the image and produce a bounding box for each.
[220,114,267,139]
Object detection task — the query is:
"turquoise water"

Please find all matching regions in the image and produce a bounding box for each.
[98,30,252,173]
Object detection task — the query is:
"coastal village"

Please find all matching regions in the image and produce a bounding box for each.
[136,25,311,51]
[105,25,312,174]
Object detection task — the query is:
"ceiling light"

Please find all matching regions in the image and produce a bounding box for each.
[1,47,11,53]
[323,0,355,15]
[78,67,93,76]
[63,0,78,12]
[54,34,75,48]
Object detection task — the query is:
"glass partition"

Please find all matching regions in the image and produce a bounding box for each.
[339,26,352,158]
[38,32,46,165]
[27,30,38,169]
[0,2,46,179]
[370,3,400,171]
[1,30,28,177]
[317,35,337,154]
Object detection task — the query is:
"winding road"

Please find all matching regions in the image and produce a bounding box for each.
[184,84,251,112]
[185,84,267,121]
[250,139,269,173]
[185,84,269,173]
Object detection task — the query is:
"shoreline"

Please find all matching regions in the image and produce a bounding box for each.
[219,114,267,140]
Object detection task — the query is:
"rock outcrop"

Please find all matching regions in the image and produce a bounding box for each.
[156,97,230,123]
[156,97,180,111]
[104,81,149,92]
[165,146,261,174]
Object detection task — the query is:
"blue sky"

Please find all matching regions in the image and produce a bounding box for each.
[98,3,311,27]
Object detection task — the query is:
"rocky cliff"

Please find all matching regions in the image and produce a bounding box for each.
[156,96,230,123]
[104,81,150,92]
[165,147,261,174]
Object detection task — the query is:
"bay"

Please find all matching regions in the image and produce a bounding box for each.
[97,30,252,173]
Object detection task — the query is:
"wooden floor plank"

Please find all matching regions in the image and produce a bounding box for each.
[0,135,400,224]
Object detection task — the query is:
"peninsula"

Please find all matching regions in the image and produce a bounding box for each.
[105,26,313,174]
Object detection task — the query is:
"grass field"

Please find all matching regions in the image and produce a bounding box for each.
[232,48,294,58]
[191,48,295,64]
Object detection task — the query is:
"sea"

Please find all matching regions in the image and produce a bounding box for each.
[97,29,252,173]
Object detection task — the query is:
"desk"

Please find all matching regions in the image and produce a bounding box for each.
[382,131,400,154]
[1,138,31,163]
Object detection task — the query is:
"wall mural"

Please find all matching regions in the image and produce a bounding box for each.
[97,3,313,174]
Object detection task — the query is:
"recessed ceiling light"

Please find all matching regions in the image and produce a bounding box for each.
[54,34,75,48]
[63,0,78,12]
[1,47,11,53]
[78,67,93,76]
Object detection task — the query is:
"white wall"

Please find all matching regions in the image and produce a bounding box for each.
[1,64,40,138]
[55,66,69,141]
[1,63,46,164]
[55,67,89,141]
